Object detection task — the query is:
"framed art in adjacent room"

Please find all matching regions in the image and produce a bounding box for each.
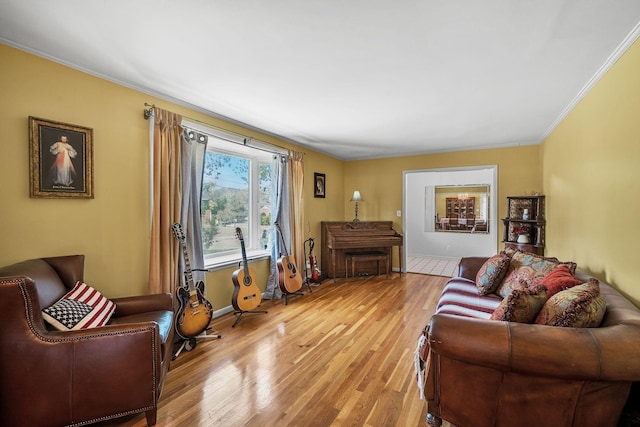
[314,172,326,198]
[29,116,94,198]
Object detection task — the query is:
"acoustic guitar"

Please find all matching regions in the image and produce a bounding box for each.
[275,222,303,294]
[231,228,262,312]
[172,223,213,339]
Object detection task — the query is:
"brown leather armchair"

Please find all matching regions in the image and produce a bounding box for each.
[0,255,175,426]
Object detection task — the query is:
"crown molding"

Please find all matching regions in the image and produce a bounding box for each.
[540,21,640,142]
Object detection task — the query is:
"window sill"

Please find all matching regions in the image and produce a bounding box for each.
[204,250,271,272]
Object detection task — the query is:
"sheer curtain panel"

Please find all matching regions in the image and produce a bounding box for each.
[179,130,207,287]
[264,155,288,299]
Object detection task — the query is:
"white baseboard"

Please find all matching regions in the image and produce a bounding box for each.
[211,305,234,319]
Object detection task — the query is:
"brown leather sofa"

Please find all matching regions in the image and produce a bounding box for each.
[419,257,640,427]
[0,255,175,426]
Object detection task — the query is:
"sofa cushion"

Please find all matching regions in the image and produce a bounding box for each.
[534,278,606,327]
[496,250,577,298]
[436,278,502,319]
[42,281,116,331]
[533,264,583,298]
[490,284,547,323]
[475,253,511,295]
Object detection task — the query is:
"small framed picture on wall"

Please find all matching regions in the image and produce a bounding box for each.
[29,116,94,198]
[314,172,326,198]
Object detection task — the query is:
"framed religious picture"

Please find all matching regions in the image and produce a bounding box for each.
[314,172,326,198]
[29,117,94,198]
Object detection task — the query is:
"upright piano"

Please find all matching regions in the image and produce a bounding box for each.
[321,221,403,278]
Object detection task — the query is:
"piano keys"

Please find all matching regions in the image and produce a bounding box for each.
[321,221,403,278]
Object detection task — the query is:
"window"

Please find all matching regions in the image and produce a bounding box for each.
[185,122,277,268]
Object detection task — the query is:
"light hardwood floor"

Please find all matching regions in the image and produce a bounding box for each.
[100,273,449,427]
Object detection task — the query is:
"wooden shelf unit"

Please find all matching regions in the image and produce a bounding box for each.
[502,195,545,255]
[445,197,475,218]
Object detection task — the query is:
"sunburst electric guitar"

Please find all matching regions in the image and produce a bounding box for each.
[274,222,303,294]
[231,228,262,312]
[172,223,213,339]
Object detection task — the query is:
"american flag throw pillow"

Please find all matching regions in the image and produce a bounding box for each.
[42,281,116,331]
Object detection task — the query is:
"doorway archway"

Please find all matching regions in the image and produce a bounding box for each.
[402,166,498,271]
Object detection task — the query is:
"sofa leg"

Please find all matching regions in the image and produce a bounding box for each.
[426,413,442,427]
[145,408,157,426]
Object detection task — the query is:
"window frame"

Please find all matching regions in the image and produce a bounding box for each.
[183,120,281,270]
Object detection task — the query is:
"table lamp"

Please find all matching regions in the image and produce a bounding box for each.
[351,190,363,222]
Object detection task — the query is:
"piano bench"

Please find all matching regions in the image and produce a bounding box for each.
[345,252,389,278]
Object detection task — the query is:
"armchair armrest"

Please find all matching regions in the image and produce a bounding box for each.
[51,323,161,423]
[112,293,173,317]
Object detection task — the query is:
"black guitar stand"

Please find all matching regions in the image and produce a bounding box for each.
[282,289,305,306]
[303,238,322,291]
[173,327,221,360]
[231,260,267,327]
[172,268,221,360]
[274,269,306,306]
[232,308,268,327]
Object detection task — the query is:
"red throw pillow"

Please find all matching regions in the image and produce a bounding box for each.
[536,264,582,298]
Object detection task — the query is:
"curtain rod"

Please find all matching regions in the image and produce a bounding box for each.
[143,103,304,156]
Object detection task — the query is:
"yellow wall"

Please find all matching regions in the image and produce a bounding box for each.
[542,37,640,306]
[302,152,345,243]
[344,145,542,267]
[0,43,344,309]
[0,37,539,303]
[5,37,637,310]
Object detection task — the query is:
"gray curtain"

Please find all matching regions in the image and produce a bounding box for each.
[178,129,207,286]
[264,154,290,299]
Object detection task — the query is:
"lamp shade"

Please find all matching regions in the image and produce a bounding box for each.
[350,190,363,202]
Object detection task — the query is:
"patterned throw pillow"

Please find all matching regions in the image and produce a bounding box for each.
[476,253,511,296]
[533,264,582,298]
[534,279,606,328]
[502,246,517,257]
[490,285,547,323]
[496,250,577,298]
[42,281,116,331]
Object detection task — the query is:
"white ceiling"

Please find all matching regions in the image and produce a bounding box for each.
[2,1,640,160]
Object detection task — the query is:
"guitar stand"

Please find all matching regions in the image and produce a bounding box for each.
[172,327,221,360]
[303,238,321,292]
[282,290,305,306]
[232,309,267,327]
[303,279,314,293]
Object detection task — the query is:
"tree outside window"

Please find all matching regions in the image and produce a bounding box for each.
[200,151,272,259]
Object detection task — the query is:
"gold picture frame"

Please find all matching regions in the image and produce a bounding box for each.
[29,117,94,198]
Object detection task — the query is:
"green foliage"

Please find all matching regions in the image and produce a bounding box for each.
[200,151,272,251]
[261,212,271,226]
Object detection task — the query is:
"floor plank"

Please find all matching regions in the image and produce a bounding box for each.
[98,273,448,426]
